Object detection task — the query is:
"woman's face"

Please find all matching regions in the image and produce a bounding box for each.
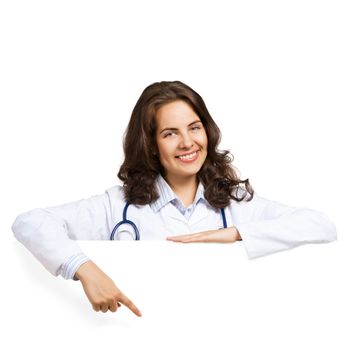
[155,100,208,183]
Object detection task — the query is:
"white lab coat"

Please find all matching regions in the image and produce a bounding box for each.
[11,185,337,278]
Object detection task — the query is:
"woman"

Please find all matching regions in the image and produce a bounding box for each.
[12,80,337,317]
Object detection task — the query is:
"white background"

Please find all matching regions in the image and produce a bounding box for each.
[1,1,349,349]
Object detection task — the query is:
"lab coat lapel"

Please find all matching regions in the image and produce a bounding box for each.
[163,203,188,224]
[189,201,210,226]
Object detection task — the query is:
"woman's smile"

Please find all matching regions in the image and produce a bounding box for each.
[175,150,199,163]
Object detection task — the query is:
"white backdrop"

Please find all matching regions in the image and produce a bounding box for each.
[1,1,349,349]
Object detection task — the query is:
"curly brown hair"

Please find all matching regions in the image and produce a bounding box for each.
[118,80,254,208]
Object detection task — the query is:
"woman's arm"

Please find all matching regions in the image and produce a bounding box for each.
[166,193,336,259]
[11,191,112,278]
[11,188,143,316]
[166,226,241,243]
[232,193,337,259]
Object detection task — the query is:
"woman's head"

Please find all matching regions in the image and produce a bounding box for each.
[118,80,254,207]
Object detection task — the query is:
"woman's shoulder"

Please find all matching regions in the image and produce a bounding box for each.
[105,184,126,201]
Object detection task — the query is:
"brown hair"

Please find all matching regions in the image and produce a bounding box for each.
[117,80,254,208]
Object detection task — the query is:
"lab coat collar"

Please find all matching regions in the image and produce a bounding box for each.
[150,175,207,213]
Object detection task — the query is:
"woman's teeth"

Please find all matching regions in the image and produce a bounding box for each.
[178,151,197,160]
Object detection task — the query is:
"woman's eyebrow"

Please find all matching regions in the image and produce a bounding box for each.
[159,120,202,134]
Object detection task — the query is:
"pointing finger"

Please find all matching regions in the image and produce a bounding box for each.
[119,294,142,317]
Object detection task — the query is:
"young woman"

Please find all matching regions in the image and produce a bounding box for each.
[12,80,337,317]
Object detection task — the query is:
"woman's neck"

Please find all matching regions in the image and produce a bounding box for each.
[165,175,199,207]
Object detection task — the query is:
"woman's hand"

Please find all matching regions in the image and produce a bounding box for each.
[74,261,142,317]
[166,226,242,243]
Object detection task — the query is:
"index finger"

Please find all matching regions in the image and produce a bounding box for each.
[118,294,142,317]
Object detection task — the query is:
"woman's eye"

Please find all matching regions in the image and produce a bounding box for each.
[163,125,201,138]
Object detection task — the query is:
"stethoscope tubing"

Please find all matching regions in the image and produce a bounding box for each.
[110,203,227,240]
[110,203,140,240]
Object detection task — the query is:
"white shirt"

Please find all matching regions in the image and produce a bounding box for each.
[150,175,206,220]
[11,175,337,280]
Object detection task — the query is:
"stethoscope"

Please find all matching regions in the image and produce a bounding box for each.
[109,202,228,240]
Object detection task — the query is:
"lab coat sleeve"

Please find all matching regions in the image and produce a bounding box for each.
[11,189,114,279]
[232,193,337,259]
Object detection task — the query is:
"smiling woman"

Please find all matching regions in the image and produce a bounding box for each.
[118,81,253,208]
[12,80,337,317]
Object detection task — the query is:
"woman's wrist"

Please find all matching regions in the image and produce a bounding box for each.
[74,260,95,281]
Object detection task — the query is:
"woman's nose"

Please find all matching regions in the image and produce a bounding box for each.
[179,132,194,149]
